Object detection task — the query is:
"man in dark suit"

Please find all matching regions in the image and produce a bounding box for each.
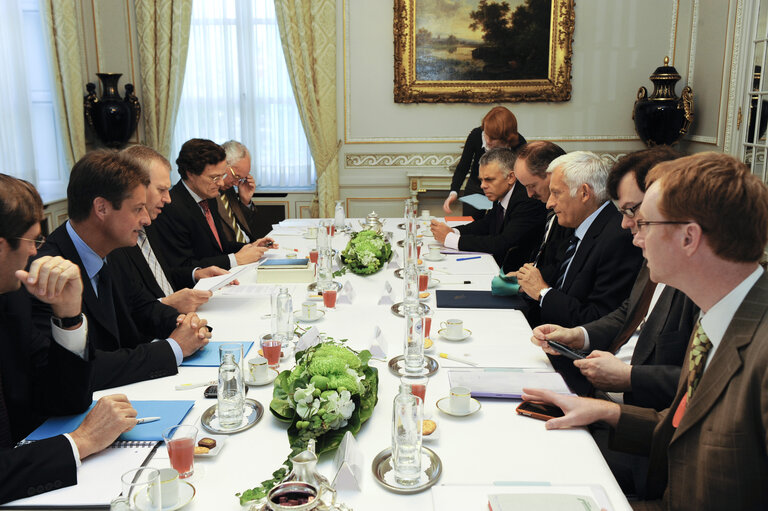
[32,150,211,390]
[524,152,768,509]
[151,138,274,270]
[109,145,228,313]
[218,140,271,242]
[429,148,546,272]
[0,174,136,504]
[524,151,643,328]
[507,140,573,286]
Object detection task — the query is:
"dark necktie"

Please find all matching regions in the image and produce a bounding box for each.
[533,211,556,266]
[607,276,657,353]
[495,202,505,234]
[97,262,119,343]
[0,367,12,448]
[555,235,579,289]
[199,200,223,250]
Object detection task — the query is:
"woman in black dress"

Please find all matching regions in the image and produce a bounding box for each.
[443,106,526,219]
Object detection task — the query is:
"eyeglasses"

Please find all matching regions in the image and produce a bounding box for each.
[206,172,228,184]
[228,167,248,185]
[613,201,642,218]
[635,220,691,231]
[16,235,46,249]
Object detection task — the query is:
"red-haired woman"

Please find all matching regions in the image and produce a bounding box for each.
[443,106,526,218]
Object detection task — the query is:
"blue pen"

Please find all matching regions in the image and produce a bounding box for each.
[456,256,481,261]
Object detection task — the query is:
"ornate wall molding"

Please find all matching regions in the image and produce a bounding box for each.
[344,151,627,169]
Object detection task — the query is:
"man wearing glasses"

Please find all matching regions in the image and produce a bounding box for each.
[152,138,275,270]
[217,140,270,243]
[524,152,768,509]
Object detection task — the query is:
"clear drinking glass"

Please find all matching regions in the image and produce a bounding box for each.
[391,384,423,486]
[402,265,420,311]
[120,467,161,511]
[403,309,425,374]
[162,426,197,479]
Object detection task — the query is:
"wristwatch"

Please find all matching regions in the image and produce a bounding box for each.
[52,313,84,329]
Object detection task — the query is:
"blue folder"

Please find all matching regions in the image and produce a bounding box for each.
[436,290,527,310]
[25,400,195,442]
[181,341,254,367]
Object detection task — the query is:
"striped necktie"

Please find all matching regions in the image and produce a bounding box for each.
[555,235,579,289]
[219,194,247,243]
[138,229,174,297]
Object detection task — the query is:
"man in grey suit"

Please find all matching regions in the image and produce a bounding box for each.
[525,152,768,510]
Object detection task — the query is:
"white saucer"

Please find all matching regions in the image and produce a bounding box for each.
[438,328,472,342]
[436,396,481,417]
[302,232,317,239]
[293,309,325,323]
[428,278,440,289]
[423,338,435,353]
[244,367,279,386]
[136,480,195,511]
[422,253,446,262]
[194,434,226,457]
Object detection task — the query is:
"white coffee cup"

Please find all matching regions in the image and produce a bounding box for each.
[248,356,268,382]
[450,386,471,414]
[301,301,318,319]
[428,243,442,258]
[441,318,463,338]
[159,467,179,508]
[421,209,430,219]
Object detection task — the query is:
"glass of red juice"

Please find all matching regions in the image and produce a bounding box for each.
[260,336,282,368]
[423,315,432,339]
[418,268,431,292]
[401,374,428,405]
[309,250,319,264]
[322,289,337,309]
[163,425,197,478]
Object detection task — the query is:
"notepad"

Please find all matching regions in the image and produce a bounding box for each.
[181,341,253,367]
[448,368,572,399]
[435,290,527,310]
[25,400,195,442]
[260,258,309,267]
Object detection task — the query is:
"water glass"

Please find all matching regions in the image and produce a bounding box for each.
[391,385,423,486]
[403,310,425,374]
[120,467,161,510]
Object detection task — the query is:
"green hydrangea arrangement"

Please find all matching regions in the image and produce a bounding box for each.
[340,230,392,275]
[237,341,378,505]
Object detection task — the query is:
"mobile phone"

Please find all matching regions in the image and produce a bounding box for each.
[516,401,565,421]
[204,385,248,398]
[547,340,586,360]
[265,240,274,247]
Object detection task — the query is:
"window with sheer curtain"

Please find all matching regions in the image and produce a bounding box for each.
[171,0,315,189]
[0,0,69,202]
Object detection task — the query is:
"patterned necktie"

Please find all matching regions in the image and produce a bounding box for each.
[199,200,223,250]
[218,194,247,243]
[137,229,174,297]
[555,235,580,289]
[687,321,713,400]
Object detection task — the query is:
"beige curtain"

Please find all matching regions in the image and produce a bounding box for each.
[134,0,192,158]
[40,1,86,169]
[274,0,339,217]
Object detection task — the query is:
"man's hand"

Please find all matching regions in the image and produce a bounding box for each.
[253,237,278,249]
[171,312,211,357]
[238,174,256,205]
[194,266,229,280]
[531,324,585,355]
[574,351,632,391]
[516,263,549,300]
[161,289,212,313]
[430,220,453,244]
[69,395,137,459]
[16,256,82,318]
[234,243,269,265]
[521,388,621,430]
[443,194,457,214]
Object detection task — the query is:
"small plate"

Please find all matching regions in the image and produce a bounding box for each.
[302,231,317,239]
[200,398,264,434]
[418,292,430,301]
[194,435,226,457]
[396,239,423,248]
[371,446,442,494]
[293,309,326,323]
[428,278,440,289]
[397,223,421,231]
[422,253,446,262]
[306,280,342,293]
[438,328,472,342]
[421,415,440,442]
[136,481,195,511]
[244,367,279,387]
[436,396,482,417]
[391,302,431,318]
[388,355,439,377]
[423,338,435,353]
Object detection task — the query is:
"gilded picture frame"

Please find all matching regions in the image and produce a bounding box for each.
[394,0,575,103]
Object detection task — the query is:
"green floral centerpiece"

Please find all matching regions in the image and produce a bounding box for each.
[237,341,378,505]
[340,230,392,275]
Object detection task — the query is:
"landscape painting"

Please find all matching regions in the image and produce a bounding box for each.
[394,0,575,103]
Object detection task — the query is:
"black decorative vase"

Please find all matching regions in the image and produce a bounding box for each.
[632,57,694,146]
[84,73,141,148]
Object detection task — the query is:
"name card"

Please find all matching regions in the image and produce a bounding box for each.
[332,431,363,491]
[387,251,401,269]
[368,325,387,359]
[377,281,396,305]
[336,280,356,304]
[296,326,320,352]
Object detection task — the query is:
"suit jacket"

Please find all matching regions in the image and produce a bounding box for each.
[536,204,643,327]
[0,289,92,503]
[534,213,574,284]
[455,183,546,271]
[151,181,246,270]
[108,224,195,299]
[612,270,768,510]
[32,224,179,390]
[216,187,270,242]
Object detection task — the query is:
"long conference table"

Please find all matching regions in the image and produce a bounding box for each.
[80,217,631,510]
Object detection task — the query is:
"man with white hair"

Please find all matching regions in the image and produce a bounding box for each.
[217,140,269,242]
[524,151,643,327]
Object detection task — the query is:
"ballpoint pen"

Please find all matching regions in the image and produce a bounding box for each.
[439,352,478,366]
[135,417,162,424]
[456,256,481,262]
[175,380,216,390]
